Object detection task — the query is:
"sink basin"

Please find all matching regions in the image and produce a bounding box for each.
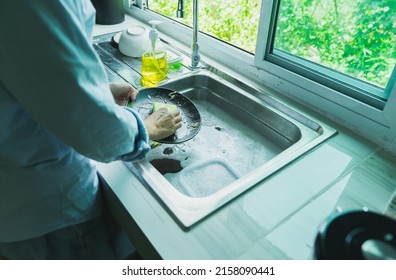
[124,69,337,229]
[93,34,336,229]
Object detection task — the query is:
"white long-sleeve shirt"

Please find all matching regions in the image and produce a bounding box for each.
[0,0,150,242]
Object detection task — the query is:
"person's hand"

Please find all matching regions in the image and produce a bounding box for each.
[109,82,138,105]
[144,107,182,140]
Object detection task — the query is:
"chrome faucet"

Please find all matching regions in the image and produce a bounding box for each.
[177,0,201,69]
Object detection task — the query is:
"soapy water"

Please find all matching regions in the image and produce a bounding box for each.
[146,100,283,197]
[178,160,240,198]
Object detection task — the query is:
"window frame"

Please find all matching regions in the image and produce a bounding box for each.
[254,0,396,148]
[262,0,392,107]
[124,0,396,154]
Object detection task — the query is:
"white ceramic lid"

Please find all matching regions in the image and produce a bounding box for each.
[126,26,146,36]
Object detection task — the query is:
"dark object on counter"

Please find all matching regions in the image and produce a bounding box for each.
[131,87,201,144]
[314,210,396,260]
[91,0,125,25]
[110,32,122,47]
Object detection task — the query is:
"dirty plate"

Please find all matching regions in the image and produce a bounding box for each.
[130,87,201,144]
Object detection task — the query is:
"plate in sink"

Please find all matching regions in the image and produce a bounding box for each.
[131,87,201,144]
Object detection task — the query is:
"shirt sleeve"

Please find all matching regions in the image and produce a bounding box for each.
[0,0,149,163]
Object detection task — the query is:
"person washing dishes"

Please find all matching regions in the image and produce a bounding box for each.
[0,0,182,259]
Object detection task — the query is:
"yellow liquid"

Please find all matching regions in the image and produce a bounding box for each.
[141,51,168,87]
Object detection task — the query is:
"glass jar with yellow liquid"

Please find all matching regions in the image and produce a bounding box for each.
[141,50,168,87]
[141,20,168,87]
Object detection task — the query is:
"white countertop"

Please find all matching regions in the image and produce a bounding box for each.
[97,128,396,259]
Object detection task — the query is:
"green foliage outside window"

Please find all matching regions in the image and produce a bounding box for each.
[149,0,395,88]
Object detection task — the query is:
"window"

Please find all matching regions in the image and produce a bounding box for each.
[256,0,396,109]
[135,0,395,107]
[127,0,396,153]
[146,0,261,53]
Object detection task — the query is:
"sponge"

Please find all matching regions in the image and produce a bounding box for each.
[153,102,177,112]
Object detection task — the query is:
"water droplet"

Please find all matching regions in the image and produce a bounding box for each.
[163,147,174,155]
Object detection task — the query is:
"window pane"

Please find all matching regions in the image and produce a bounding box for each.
[148,0,261,53]
[273,0,396,88]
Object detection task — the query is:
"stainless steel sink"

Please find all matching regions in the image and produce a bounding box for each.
[93,34,336,229]
[124,69,337,229]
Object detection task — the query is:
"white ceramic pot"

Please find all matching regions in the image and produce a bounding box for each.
[118,25,148,58]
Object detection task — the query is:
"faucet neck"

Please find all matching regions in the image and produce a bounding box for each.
[175,0,201,69]
[191,0,201,69]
